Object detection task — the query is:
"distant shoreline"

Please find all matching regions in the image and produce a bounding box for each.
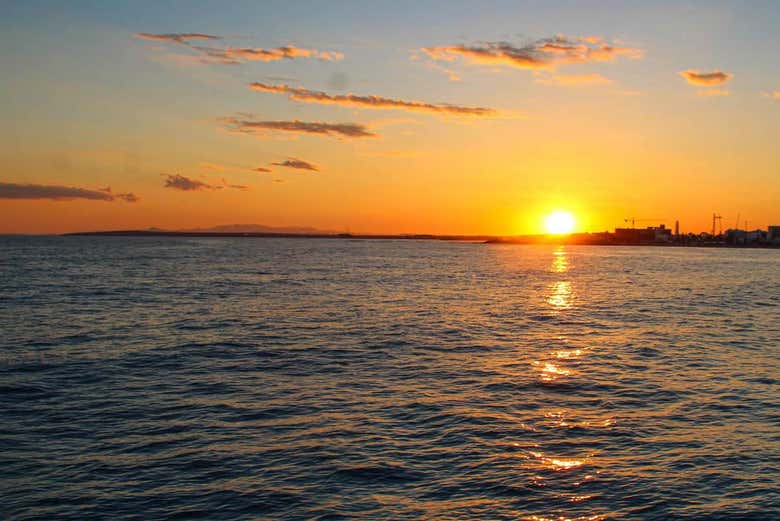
[62,230,780,248]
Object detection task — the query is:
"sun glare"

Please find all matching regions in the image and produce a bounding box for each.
[544,211,576,235]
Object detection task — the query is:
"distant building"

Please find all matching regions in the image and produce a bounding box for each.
[725,228,768,245]
[654,225,672,242]
[614,225,671,243]
[725,229,745,245]
[747,230,766,243]
[769,226,780,244]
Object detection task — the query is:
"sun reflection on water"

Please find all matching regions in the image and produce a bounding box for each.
[533,361,573,382]
[547,247,575,310]
[521,248,610,521]
[551,247,570,273]
[554,348,583,359]
[548,281,574,309]
[526,450,588,472]
[523,514,607,521]
[549,458,585,470]
[569,494,596,502]
[541,410,616,429]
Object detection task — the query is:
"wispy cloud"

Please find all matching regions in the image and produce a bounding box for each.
[421,36,642,73]
[535,73,613,86]
[134,33,343,65]
[163,174,249,191]
[249,82,496,116]
[219,117,376,139]
[134,33,221,43]
[199,46,343,63]
[429,62,461,82]
[0,182,138,202]
[164,174,217,191]
[679,70,733,86]
[252,167,272,173]
[271,158,319,171]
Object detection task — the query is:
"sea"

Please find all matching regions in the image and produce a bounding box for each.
[1,236,778,520]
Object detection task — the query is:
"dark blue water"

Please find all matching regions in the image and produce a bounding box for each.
[1,236,779,520]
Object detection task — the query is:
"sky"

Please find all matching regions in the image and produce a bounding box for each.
[1,0,779,235]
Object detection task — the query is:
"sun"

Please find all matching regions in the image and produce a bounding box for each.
[544,211,576,235]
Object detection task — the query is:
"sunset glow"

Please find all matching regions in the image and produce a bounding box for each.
[544,211,576,235]
[1,3,779,235]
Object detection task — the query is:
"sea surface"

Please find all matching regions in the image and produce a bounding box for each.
[1,236,779,520]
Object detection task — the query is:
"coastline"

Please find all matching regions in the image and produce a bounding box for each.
[62,230,780,248]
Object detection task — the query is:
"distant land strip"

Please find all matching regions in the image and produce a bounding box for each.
[64,230,779,248]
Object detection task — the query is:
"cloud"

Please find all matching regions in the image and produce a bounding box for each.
[219,117,376,138]
[697,88,730,97]
[774,91,780,99]
[134,33,343,65]
[429,62,461,82]
[271,158,319,171]
[586,44,643,62]
[163,174,249,191]
[252,167,272,173]
[115,192,140,202]
[581,36,604,44]
[411,52,461,81]
[134,33,221,43]
[217,178,250,191]
[163,174,217,191]
[421,36,642,72]
[201,46,343,63]
[0,182,138,202]
[535,73,613,86]
[249,82,496,116]
[679,70,733,86]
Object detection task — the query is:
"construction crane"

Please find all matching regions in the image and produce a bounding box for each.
[711,213,723,236]
[624,218,667,229]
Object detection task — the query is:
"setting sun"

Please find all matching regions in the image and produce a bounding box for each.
[544,211,576,235]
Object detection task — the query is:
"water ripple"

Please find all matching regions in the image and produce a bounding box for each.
[1,237,779,519]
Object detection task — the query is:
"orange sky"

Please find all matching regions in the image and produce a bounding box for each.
[2,2,779,235]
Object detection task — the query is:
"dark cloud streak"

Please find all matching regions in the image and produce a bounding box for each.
[134,33,342,65]
[679,70,733,86]
[163,174,249,191]
[134,33,221,43]
[0,182,138,202]
[163,174,215,191]
[271,158,319,171]
[422,36,642,71]
[220,117,376,138]
[249,83,496,116]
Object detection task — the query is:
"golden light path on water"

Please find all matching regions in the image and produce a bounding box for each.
[525,246,613,520]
